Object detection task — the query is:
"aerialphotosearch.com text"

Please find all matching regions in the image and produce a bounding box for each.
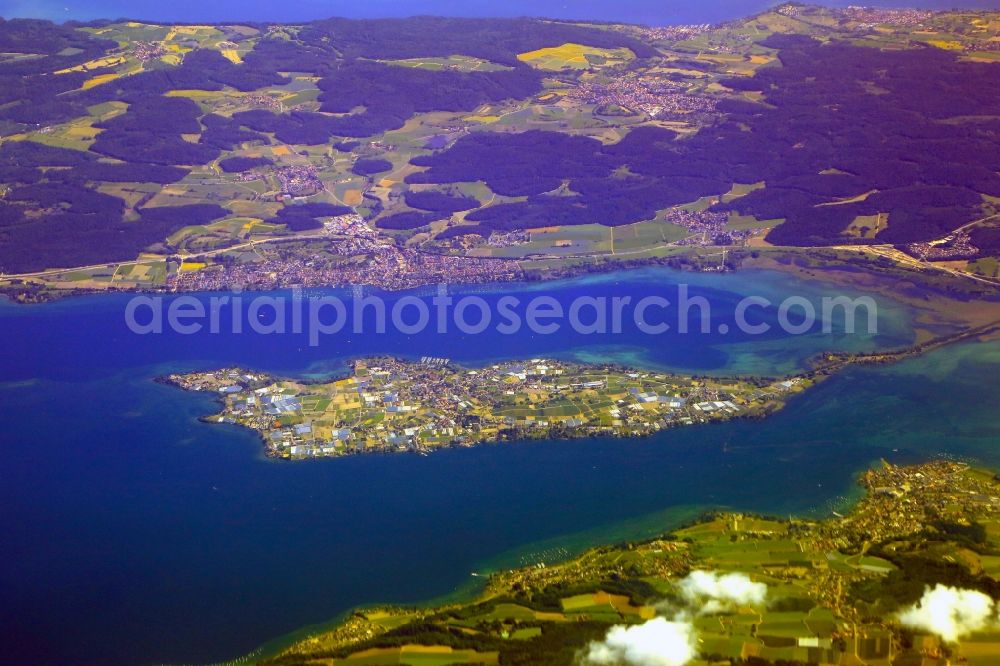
[124,284,878,346]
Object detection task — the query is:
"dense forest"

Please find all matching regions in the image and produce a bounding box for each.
[0,15,998,272]
[218,156,272,173]
[375,211,447,230]
[0,16,648,271]
[296,16,659,65]
[266,202,353,231]
[404,190,481,213]
[351,158,393,176]
[412,36,1000,243]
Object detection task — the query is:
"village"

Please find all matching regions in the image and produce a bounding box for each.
[269,460,1000,665]
[569,72,717,119]
[167,237,525,292]
[163,357,810,459]
[832,460,1000,549]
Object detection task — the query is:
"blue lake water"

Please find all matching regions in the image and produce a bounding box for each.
[6,0,1000,25]
[2,268,1000,665]
[2,0,1000,661]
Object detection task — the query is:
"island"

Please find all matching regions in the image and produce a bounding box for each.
[162,357,813,458]
[161,314,1000,460]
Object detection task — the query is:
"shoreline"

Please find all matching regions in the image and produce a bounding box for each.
[159,356,808,461]
[5,248,998,332]
[159,316,1000,462]
[248,458,1000,665]
[744,250,1000,342]
[0,251,695,305]
[4,249,997,372]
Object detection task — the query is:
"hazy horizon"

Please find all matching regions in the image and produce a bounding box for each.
[4,0,1000,26]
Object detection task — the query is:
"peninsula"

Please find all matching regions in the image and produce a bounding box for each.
[161,316,1000,460]
[253,460,1000,665]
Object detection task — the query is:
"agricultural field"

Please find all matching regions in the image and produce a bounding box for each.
[3,5,1000,298]
[326,646,499,665]
[517,43,636,70]
[7,100,127,150]
[258,461,1000,666]
[969,256,1000,278]
[379,55,512,72]
[844,214,888,240]
[486,224,614,258]
[724,212,784,233]
[612,220,691,251]
[165,357,809,459]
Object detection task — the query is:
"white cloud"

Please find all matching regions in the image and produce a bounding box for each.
[897,585,997,643]
[579,570,771,665]
[581,617,697,666]
[676,570,767,614]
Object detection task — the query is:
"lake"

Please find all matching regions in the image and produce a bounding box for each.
[2,268,999,664]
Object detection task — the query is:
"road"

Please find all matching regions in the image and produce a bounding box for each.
[5,214,999,291]
[0,231,331,280]
[828,243,1000,287]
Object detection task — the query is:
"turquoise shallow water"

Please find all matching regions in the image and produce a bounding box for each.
[1,268,998,665]
[0,267,916,382]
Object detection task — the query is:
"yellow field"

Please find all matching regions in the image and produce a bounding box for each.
[517,43,634,70]
[179,261,207,272]
[179,25,215,33]
[81,72,120,90]
[8,113,107,150]
[55,55,126,74]
[240,218,266,232]
[343,189,363,205]
[272,145,292,156]
[221,49,242,64]
[332,645,499,665]
[929,39,964,50]
[165,25,217,41]
[66,124,101,138]
[463,114,500,123]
